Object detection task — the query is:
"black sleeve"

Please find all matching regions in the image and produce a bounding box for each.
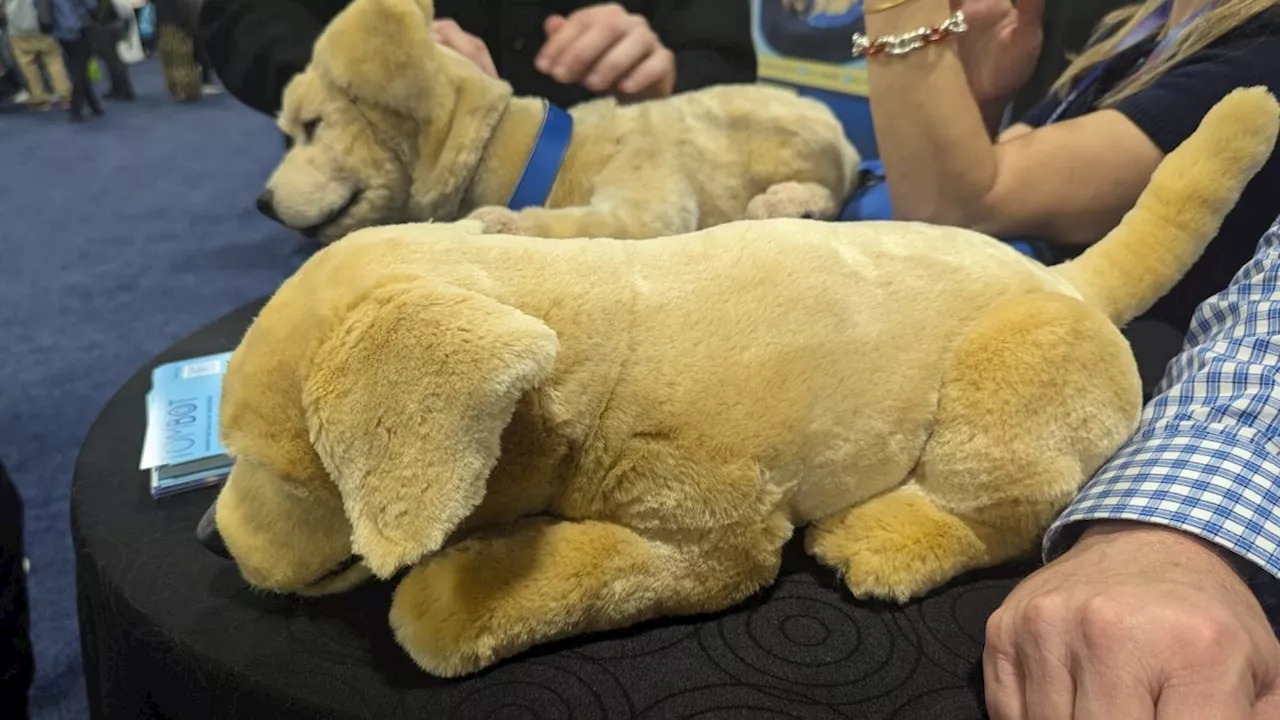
[647,0,757,93]
[1115,31,1280,154]
[199,0,352,117]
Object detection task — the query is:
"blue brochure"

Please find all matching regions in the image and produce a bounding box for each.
[139,352,234,499]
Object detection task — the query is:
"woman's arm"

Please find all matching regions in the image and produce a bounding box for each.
[647,0,757,92]
[866,0,1163,245]
[199,0,350,116]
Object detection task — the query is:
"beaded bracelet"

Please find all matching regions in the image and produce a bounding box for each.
[851,11,969,58]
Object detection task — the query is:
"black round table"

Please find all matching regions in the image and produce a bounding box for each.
[70,299,1186,720]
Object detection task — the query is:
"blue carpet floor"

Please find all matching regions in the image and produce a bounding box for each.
[0,59,316,719]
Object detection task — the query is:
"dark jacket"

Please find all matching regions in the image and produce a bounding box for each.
[199,0,756,117]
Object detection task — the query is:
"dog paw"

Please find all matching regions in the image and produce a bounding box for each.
[388,548,541,678]
[745,182,837,221]
[466,206,528,236]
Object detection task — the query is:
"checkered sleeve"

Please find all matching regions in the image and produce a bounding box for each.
[1043,217,1280,585]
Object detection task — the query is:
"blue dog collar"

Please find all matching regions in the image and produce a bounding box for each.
[507,100,574,210]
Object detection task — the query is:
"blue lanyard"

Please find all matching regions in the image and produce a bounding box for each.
[1044,0,1213,125]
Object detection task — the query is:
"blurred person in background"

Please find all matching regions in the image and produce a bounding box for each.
[84,0,134,100]
[4,0,72,111]
[151,0,203,100]
[199,0,755,117]
[50,0,105,120]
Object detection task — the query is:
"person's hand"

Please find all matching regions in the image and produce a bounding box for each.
[984,521,1280,719]
[535,3,676,102]
[951,0,1045,108]
[433,18,498,78]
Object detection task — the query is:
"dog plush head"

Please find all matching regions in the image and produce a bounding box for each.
[199,235,559,593]
[257,0,513,244]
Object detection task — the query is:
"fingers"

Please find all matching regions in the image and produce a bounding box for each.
[618,46,673,97]
[586,28,656,92]
[537,4,655,89]
[543,14,567,36]
[546,23,618,85]
[536,12,597,78]
[433,19,497,77]
[1156,683,1254,720]
[985,610,1029,720]
[1074,666,1156,720]
[1016,599,1077,720]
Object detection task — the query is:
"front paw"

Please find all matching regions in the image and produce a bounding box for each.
[388,553,515,678]
[466,206,528,236]
[746,181,837,221]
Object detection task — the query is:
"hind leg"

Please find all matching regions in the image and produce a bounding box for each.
[746,181,839,220]
[807,293,1143,602]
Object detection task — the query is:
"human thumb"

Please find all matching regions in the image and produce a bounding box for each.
[544,14,567,35]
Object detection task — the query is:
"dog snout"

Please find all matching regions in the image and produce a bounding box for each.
[256,190,281,224]
[197,502,232,560]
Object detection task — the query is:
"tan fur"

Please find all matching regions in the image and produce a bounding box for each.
[260,0,860,244]
[212,88,1279,677]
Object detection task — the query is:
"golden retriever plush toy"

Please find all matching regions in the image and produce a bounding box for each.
[256,0,860,244]
[201,88,1278,678]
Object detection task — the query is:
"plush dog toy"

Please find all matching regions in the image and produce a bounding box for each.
[254,0,860,245]
[200,88,1278,678]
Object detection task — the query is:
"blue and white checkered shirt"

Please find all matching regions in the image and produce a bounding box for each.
[1044,216,1280,611]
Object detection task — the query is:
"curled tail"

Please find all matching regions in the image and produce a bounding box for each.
[1053,87,1280,326]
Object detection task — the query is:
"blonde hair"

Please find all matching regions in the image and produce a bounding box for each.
[1050,0,1279,106]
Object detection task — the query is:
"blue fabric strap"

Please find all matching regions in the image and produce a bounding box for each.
[839,160,1044,260]
[507,101,574,211]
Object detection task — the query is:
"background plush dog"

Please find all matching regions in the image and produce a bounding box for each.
[256,0,861,245]
[204,89,1278,678]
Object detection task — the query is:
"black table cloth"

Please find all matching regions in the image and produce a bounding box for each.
[71,298,1185,720]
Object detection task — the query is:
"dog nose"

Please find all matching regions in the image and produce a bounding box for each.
[255,190,281,223]
[197,503,232,560]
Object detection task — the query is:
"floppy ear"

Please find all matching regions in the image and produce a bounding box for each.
[303,280,559,579]
[310,0,440,116]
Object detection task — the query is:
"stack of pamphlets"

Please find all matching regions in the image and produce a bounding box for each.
[139,351,235,499]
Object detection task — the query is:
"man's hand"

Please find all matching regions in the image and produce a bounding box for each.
[535,3,676,102]
[433,18,498,78]
[984,521,1280,719]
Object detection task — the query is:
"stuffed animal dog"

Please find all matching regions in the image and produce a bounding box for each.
[254,0,860,245]
[201,88,1278,678]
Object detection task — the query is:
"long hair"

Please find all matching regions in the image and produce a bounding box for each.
[1050,0,1280,106]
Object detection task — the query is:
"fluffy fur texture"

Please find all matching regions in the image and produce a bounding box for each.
[259,0,861,244]
[210,88,1279,678]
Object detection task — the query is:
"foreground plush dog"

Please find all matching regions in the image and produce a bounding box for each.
[202,88,1279,678]
[256,0,860,244]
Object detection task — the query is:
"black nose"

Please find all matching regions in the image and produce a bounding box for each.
[197,503,232,560]
[255,190,281,223]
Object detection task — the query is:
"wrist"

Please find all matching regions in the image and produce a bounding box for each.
[864,0,956,34]
[1076,520,1252,583]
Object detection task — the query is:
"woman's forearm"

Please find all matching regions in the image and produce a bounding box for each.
[864,0,1001,227]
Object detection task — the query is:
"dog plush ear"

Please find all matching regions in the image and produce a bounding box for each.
[310,0,441,117]
[303,280,559,579]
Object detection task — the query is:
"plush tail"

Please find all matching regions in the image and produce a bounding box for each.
[1052,87,1280,326]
